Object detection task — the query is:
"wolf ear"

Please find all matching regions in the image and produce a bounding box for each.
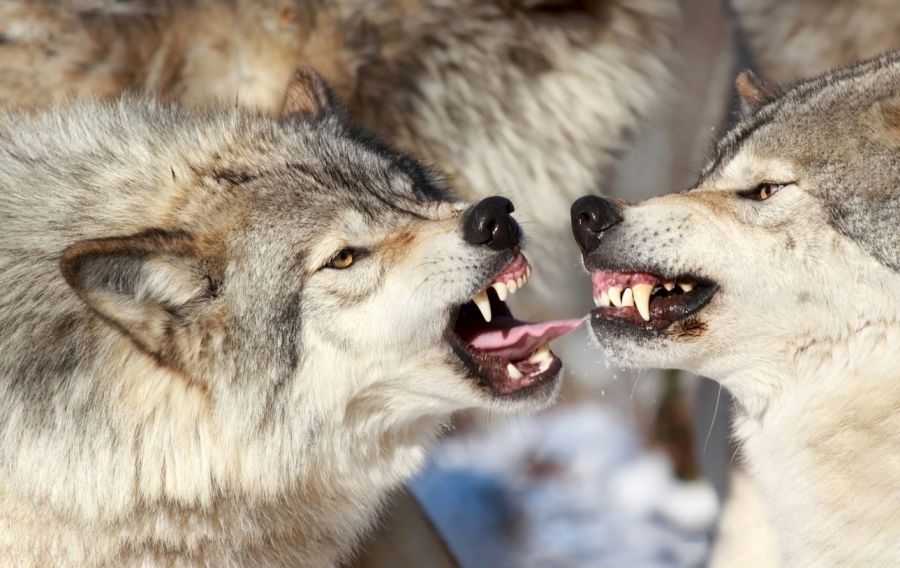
[60,230,216,366]
[735,70,776,115]
[280,67,340,121]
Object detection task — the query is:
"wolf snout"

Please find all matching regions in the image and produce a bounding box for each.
[570,195,623,254]
[462,196,520,250]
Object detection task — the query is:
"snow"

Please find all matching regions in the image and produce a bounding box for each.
[412,402,719,568]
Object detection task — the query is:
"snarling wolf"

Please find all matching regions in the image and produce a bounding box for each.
[0,69,580,566]
[0,0,678,313]
[571,53,900,565]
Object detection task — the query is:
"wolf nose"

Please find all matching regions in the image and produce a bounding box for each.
[571,195,623,254]
[463,196,520,250]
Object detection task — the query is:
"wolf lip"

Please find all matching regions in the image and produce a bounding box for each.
[589,270,717,330]
[447,253,583,397]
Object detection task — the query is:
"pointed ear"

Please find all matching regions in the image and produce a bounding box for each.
[735,70,776,115]
[280,67,340,121]
[60,230,216,366]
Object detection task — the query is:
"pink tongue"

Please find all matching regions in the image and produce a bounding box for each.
[468,317,584,360]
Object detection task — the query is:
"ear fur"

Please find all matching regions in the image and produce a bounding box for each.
[60,229,215,366]
[735,70,776,115]
[280,67,340,121]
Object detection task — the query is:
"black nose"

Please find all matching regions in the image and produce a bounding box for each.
[571,195,623,254]
[463,196,520,250]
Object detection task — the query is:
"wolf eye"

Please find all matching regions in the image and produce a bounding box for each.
[738,182,786,201]
[327,248,355,269]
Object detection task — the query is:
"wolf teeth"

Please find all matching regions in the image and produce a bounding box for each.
[663,281,675,291]
[608,287,623,307]
[473,289,492,322]
[507,363,523,379]
[483,264,532,304]
[631,283,653,321]
[530,343,551,363]
[491,281,508,301]
[678,282,694,293]
[621,288,634,307]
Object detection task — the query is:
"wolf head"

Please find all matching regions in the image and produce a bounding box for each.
[570,53,900,412]
[0,70,580,526]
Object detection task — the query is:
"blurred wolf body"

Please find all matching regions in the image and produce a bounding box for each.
[0,0,678,315]
[732,0,900,83]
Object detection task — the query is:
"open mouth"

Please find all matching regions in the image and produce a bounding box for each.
[590,270,717,331]
[447,253,583,398]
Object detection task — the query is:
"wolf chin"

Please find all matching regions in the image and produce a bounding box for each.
[0,70,574,566]
[572,52,900,566]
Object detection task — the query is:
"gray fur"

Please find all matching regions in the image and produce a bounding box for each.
[0,96,548,566]
[703,51,900,271]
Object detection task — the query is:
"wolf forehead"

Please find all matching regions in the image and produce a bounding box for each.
[697,52,900,270]
[6,96,452,234]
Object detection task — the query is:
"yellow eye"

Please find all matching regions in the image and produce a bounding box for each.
[327,248,354,269]
[738,182,787,201]
[758,184,775,200]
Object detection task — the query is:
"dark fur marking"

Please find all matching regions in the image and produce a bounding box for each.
[213,169,258,186]
[670,317,707,340]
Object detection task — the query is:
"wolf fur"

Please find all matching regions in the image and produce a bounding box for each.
[0,0,678,315]
[0,70,556,566]
[731,0,900,83]
[580,53,900,565]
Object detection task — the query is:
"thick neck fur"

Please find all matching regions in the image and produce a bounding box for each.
[729,271,900,566]
[0,315,444,566]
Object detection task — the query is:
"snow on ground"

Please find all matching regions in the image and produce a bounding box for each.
[412,402,719,568]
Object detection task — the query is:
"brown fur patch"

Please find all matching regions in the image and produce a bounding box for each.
[669,316,707,340]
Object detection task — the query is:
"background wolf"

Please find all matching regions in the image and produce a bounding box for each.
[0,69,578,566]
[572,52,900,565]
[731,0,900,83]
[0,0,678,316]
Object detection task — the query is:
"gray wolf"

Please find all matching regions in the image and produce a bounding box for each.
[0,69,581,566]
[0,0,678,315]
[571,52,900,566]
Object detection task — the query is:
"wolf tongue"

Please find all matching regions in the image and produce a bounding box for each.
[467,317,584,360]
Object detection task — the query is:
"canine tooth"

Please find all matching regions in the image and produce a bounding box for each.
[517,276,525,289]
[538,357,552,373]
[608,287,623,307]
[599,292,610,307]
[664,282,675,291]
[632,283,653,322]
[679,282,694,293]
[507,363,523,379]
[507,280,518,294]
[531,343,551,362]
[621,288,634,307]
[491,282,508,301]
[473,290,492,322]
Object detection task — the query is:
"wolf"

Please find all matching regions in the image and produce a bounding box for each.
[731,0,900,83]
[0,0,678,315]
[0,69,581,566]
[571,52,900,566]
